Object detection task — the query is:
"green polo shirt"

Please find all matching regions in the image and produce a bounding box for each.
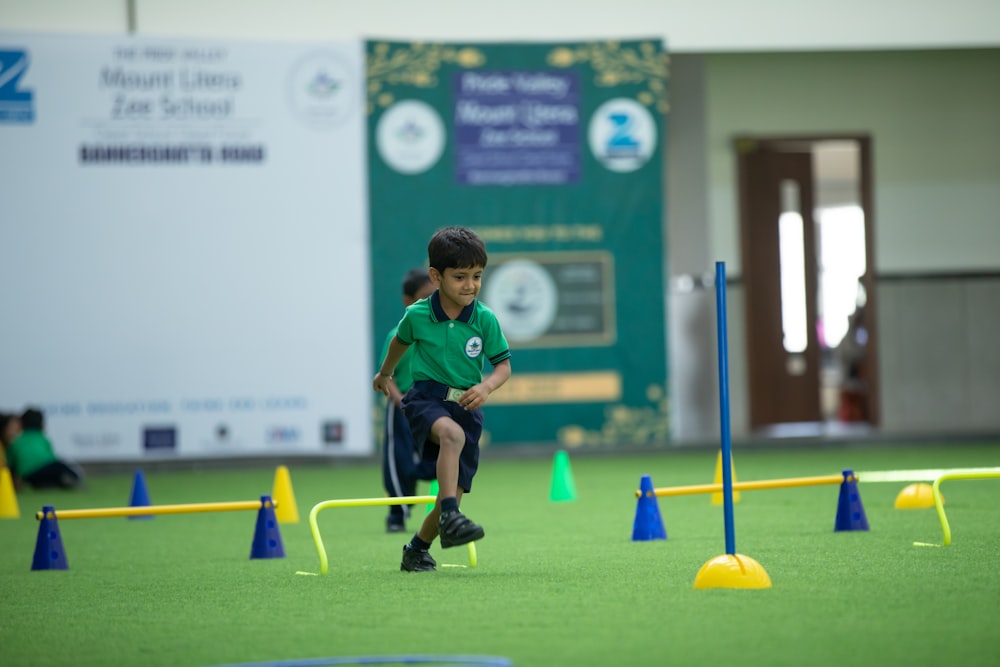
[380,324,416,393]
[395,291,511,390]
[7,429,58,477]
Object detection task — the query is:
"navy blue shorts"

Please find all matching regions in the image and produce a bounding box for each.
[402,382,484,493]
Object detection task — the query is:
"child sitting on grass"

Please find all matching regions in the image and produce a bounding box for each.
[5,407,84,491]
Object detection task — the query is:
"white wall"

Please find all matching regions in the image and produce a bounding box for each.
[0,0,126,33]
[704,49,1000,275]
[1,0,999,51]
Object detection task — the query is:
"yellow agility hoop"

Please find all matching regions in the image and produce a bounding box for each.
[915,471,1000,547]
[308,495,477,574]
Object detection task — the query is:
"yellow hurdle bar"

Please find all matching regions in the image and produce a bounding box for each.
[35,499,271,521]
[931,471,1000,546]
[308,495,476,575]
[858,466,1000,483]
[638,473,847,498]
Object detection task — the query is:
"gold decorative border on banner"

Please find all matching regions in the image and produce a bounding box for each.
[558,384,670,447]
[366,42,487,113]
[547,41,669,113]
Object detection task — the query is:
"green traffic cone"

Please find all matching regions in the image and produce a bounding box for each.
[426,479,439,514]
[549,450,577,502]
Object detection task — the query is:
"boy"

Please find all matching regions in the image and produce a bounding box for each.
[373,226,512,572]
[380,267,438,533]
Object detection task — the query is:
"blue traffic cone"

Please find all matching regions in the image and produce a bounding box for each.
[250,495,285,559]
[32,506,69,570]
[834,469,869,531]
[128,469,153,520]
[632,475,667,541]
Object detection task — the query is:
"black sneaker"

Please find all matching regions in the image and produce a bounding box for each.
[386,517,406,533]
[438,510,485,549]
[400,545,436,572]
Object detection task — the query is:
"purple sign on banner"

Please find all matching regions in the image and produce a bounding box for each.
[454,70,580,186]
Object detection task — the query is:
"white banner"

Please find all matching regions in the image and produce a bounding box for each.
[0,32,371,461]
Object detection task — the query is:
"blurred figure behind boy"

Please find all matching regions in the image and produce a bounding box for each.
[6,407,84,491]
[380,268,438,532]
[0,412,20,468]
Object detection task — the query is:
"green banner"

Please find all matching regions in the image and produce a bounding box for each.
[368,40,669,448]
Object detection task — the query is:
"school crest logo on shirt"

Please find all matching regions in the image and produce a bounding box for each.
[465,336,483,358]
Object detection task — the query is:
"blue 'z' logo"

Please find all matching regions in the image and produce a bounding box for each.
[605,112,639,157]
[0,49,35,123]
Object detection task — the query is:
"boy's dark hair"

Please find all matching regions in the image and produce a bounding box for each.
[401,267,432,299]
[428,226,488,273]
[21,407,44,431]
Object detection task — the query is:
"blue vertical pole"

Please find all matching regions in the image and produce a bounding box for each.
[715,261,736,555]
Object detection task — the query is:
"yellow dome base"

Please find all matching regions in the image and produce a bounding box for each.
[895,483,942,509]
[693,553,772,589]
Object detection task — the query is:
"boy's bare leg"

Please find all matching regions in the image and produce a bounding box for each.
[415,416,465,544]
[430,416,464,498]
[420,417,484,549]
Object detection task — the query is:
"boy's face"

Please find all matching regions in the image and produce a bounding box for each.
[431,265,483,310]
[2,417,21,445]
[403,282,435,307]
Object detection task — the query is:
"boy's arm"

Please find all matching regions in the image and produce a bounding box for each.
[372,336,411,396]
[458,358,511,410]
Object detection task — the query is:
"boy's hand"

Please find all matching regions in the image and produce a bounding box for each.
[458,384,490,410]
[372,373,392,396]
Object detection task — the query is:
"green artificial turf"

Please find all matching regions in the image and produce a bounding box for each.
[2,442,1000,667]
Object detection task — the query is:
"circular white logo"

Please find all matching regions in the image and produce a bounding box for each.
[376,99,446,174]
[483,260,558,342]
[287,52,357,128]
[588,98,657,172]
[465,336,484,358]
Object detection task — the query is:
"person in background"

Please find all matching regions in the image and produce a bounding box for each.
[6,407,84,491]
[836,280,870,422]
[0,412,20,469]
[379,267,438,533]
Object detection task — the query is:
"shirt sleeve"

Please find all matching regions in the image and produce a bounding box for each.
[379,326,398,367]
[481,308,511,366]
[395,309,414,346]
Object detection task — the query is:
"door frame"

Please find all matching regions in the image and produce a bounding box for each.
[736,133,880,428]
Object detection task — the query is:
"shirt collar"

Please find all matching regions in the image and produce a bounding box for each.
[430,290,475,323]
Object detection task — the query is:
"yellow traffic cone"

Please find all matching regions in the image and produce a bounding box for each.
[0,467,20,519]
[271,465,300,524]
[711,450,740,505]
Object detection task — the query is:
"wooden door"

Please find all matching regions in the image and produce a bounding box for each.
[738,141,822,428]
